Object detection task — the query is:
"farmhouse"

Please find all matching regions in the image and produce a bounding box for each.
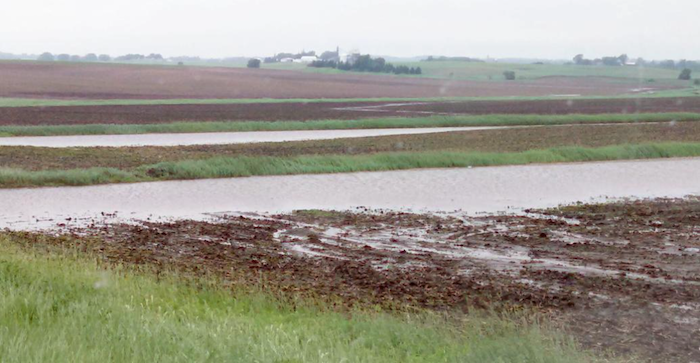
[294,55,319,63]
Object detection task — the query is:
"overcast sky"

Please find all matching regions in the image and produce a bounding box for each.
[2,0,699,60]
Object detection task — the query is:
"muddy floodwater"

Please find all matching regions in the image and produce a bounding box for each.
[1,157,699,229]
[0,127,500,147]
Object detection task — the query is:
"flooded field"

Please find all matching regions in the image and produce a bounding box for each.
[0,127,498,147]
[2,157,699,230]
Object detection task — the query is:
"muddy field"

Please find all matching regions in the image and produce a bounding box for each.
[10,198,699,362]
[2,97,700,126]
[0,61,674,101]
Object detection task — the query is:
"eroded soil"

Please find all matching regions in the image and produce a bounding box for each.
[6,198,700,362]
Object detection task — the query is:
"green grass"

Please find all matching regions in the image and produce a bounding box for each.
[2,142,699,188]
[392,61,688,82]
[1,112,699,137]
[0,87,697,108]
[0,236,601,363]
[269,59,693,83]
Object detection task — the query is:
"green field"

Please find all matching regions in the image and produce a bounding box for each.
[264,59,692,83]
[0,235,601,363]
[395,61,687,82]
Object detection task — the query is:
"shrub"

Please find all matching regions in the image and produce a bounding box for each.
[695,79,700,86]
[503,71,516,80]
[247,59,261,69]
[679,68,692,80]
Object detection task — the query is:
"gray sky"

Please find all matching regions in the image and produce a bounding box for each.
[2,0,699,60]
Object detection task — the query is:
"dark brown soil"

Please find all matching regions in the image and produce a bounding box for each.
[2,97,700,126]
[8,198,700,362]
[0,61,669,100]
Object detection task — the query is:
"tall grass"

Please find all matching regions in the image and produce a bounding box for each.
[0,237,600,363]
[1,142,699,188]
[1,112,699,137]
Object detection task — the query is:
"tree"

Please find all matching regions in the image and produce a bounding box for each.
[83,53,98,62]
[573,54,584,65]
[617,54,629,64]
[37,52,55,61]
[56,54,71,61]
[146,53,164,60]
[98,54,111,62]
[503,71,516,80]
[247,59,261,68]
[415,67,422,75]
[69,55,82,62]
[679,68,692,80]
[320,50,339,61]
[602,57,621,66]
[659,60,675,68]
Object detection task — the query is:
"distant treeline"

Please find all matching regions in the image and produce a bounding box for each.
[36,52,165,62]
[422,56,484,63]
[310,55,422,75]
[572,54,700,70]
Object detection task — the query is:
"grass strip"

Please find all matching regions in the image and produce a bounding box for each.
[1,112,699,137]
[0,88,697,108]
[0,236,599,363]
[1,142,699,188]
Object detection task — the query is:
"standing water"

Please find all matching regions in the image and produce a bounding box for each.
[1,157,699,230]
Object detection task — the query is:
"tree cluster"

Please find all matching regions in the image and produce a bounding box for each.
[679,68,692,80]
[310,54,421,75]
[113,53,163,61]
[503,71,516,80]
[573,54,629,66]
[37,52,112,62]
[653,59,700,71]
[423,56,483,63]
[247,59,261,68]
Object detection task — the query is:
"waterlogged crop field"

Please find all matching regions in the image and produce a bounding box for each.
[2,59,700,362]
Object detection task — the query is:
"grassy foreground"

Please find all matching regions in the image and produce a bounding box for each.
[1,112,699,137]
[1,142,699,188]
[0,236,599,363]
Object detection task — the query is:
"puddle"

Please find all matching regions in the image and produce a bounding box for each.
[1,157,700,230]
[0,127,500,148]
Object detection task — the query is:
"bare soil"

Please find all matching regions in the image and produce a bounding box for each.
[8,198,700,362]
[2,97,700,126]
[0,61,669,101]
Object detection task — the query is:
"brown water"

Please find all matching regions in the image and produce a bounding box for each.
[1,157,699,230]
[0,127,499,147]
